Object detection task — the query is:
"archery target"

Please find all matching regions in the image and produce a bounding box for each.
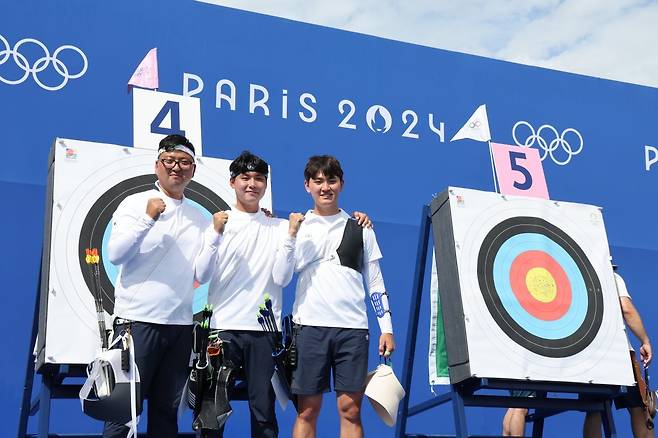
[443,187,633,386]
[44,139,272,365]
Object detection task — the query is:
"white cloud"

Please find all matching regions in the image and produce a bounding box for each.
[196,0,658,88]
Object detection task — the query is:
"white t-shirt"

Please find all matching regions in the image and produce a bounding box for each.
[108,187,213,325]
[292,210,383,329]
[614,272,630,299]
[614,272,634,351]
[200,209,291,330]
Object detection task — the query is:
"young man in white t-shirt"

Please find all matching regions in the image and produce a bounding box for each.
[194,151,292,437]
[287,155,396,438]
[104,135,227,438]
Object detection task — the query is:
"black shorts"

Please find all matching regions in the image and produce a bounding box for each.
[291,325,369,395]
[614,387,644,409]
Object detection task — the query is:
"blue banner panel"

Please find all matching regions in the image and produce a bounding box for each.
[2,1,657,436]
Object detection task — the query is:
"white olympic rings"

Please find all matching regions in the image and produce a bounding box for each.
[512,121,584,166]
[0,34,88,91]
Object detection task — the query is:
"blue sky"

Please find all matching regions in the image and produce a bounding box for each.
[197,0,658,88]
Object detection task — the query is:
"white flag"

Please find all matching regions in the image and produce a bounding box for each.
[450,104,491,142]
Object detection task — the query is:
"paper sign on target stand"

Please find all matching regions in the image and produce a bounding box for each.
[133,88,203,155]
[491,143,549,199]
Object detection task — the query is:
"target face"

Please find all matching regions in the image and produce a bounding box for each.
[477,216,603,358]
[435,187,634,386]
[77,175,230,315]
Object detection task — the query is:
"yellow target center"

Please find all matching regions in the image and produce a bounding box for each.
[525,267,557,303]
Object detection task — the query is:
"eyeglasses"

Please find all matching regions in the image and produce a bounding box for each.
[160,158,194,170]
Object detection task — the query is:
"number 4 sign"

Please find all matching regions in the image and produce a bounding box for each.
[133,88,203,155]
[491,142,549,199]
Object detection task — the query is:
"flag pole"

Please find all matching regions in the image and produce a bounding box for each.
[488,140,499,193]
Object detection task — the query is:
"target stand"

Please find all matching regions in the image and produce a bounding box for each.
[18,138,267,437]
[395,188,634,438]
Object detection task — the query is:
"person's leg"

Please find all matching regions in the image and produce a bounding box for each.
[502,408,527,437]
[146,324,193,438]
[103,322,161,438]
[336,391,364,438]
[629,406,655,438]
[583,411,602,438]
[332,328,368,438]
[293,394,323,438]
[243,332,278,438]
[503,408,513,436]
[291,326,332,438]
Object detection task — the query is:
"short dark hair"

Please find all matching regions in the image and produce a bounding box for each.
[158,134,195,155]
[230,151,269,179]
[304,155,344,181]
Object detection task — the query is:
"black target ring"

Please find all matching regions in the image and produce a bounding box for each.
[477,216,604,358]
[78,175,230,314]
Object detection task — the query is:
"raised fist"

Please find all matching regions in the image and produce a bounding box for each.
[213,211,229,234]
[146,198,166,220]
[288,212,305,237]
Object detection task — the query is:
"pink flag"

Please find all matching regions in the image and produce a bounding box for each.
[491,142,549,199]
[128,48,158,90]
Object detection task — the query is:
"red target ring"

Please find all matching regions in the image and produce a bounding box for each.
[509,250,572,321]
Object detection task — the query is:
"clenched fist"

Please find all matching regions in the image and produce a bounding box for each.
[213,211,229,234]
[288,212,305,237]
[146,198,166,220]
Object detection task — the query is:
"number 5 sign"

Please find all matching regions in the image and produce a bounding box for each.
[133,88,203,155]
[491,142,549,199]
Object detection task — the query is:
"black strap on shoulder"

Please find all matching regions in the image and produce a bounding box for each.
[336,218,364,273]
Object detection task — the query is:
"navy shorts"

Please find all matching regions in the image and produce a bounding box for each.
[291,325,369,395]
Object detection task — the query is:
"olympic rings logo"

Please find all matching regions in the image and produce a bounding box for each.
[0,34,88,91]
[512,121,584,166]
[469,120,481,129]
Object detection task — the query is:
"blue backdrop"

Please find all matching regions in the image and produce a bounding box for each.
[2,1,658,436]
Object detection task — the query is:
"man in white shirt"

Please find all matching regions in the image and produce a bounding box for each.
[583,266,654,438]
[104,135,226,438]
[194,151,299,438]
[285,155,395,438]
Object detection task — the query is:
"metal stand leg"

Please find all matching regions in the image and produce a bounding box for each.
[531,414,544,438]
[395,205,431,438]
[601,400,617,438]
[531,392,546,438]
[17,268,41,438]
[451,387,468,438]
[38,373,52,438]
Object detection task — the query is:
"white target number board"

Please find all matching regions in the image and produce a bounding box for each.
[431,187,634,386]
[40,138,272,366]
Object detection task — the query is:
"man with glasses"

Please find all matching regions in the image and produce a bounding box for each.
[104,134,227,438]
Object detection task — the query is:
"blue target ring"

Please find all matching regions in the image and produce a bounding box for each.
[477,216,603,358]
[492,233,588,339]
